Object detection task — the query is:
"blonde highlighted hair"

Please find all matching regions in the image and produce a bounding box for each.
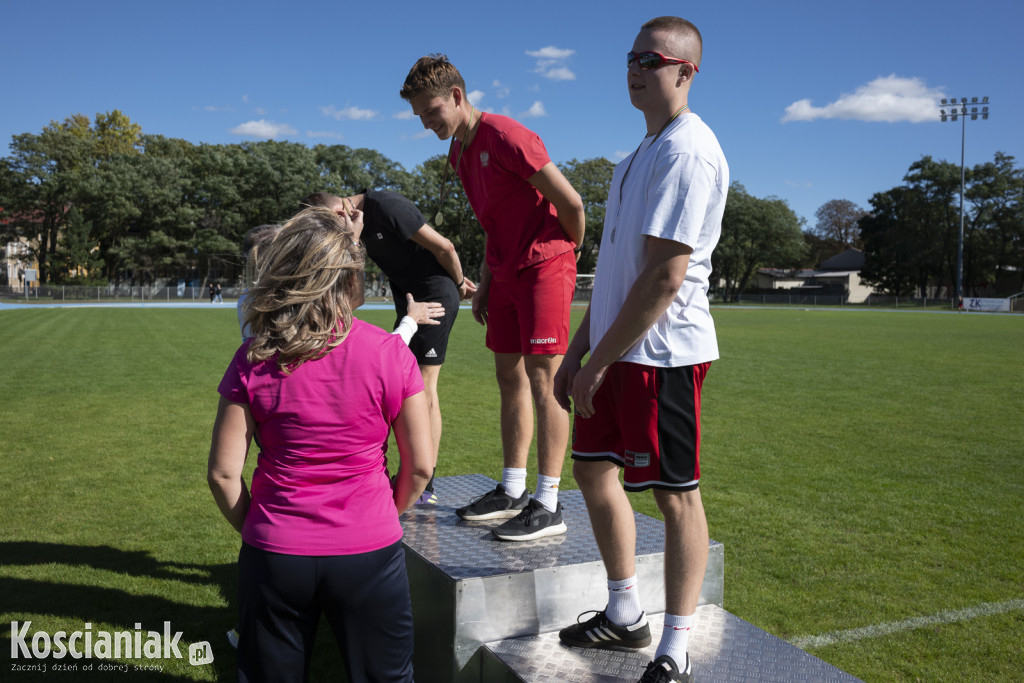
[241,223,282,289]
[243,207,365,373]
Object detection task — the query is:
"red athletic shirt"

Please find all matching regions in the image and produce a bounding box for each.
[453,113,574,280]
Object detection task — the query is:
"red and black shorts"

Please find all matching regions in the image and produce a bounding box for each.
[571,361,710,492]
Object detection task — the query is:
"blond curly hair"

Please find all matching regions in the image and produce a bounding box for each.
[242,207,365,372]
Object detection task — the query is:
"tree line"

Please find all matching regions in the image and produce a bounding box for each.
[2,110,1020,298]
[0,111,614,288]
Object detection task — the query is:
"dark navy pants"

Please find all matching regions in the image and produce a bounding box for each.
[237,540,414,683]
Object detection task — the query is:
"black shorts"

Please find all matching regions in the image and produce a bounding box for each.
[390,276,460,366]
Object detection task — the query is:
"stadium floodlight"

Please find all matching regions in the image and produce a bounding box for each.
[938,96,992,306]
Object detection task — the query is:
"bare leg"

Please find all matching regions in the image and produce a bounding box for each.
[494,353,532,470]
[573,459,636,580]
[524,354,570,478]
[418,364,443,470]
[653,488,708,615]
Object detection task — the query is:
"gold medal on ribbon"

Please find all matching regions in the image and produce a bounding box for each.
[434,211,444,226]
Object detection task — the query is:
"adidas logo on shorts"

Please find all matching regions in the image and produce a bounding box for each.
[425,348,438,358]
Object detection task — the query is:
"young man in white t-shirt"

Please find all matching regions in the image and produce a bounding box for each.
[554,16,728,683]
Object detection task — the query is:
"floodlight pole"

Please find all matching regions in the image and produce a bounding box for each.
[939,97,990,305]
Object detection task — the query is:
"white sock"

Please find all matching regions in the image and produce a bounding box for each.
[533,474,560,512]
[502,468,527,499]
[605,575,643,627]
[655,612,694,666]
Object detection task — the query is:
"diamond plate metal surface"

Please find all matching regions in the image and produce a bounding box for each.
[483,605,864,683]
[400,474,675,580]
[401,475,726,682]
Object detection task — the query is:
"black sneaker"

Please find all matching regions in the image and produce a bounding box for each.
[492,499,568,541]
[455,484,529,521]
[558,610,651,650]
[639,654,693,683]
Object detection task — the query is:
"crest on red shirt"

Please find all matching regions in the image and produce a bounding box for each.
[480,151,490,167]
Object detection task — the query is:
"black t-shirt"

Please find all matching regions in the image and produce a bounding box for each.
[362,189,448,290]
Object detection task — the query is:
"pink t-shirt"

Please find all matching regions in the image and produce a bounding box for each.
[217,318,425,556]
[454,112,574,280]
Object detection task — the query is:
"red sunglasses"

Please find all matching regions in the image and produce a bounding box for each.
[627,51,699,72]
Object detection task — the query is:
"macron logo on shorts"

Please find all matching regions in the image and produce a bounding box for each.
[625,450,650,468]
[530,337,557,345]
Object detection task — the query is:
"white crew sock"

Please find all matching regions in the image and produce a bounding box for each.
[533,474,560,512]
[502,468,527,499]
[605,574,643,627]
[655,612,695,665]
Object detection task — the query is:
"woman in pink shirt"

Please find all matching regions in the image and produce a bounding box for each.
[208,206,432,683]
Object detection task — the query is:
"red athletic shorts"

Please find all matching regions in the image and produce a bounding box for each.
[571,361,710,492]
[485,250,575,355]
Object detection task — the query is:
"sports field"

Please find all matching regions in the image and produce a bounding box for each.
[1,305,1021,681]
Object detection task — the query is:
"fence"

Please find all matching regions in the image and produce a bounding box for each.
[1,284,241,303]
[719,293,966,310]
[4,285,1021,313]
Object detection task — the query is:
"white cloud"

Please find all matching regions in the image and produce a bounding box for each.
[242,95,250,104]
[493,80,510,98]
[467,89,485,107]
[782,75,944,123]
[412,130,434,140]
[393,110,415,120]
[307,131,344,140]
[320,105,378,121]
[520,101,547,118]
[612,150,630,161]
[230,120,297,139]
[527,46,574,60]
[254,107,267,116]
[203,105,234,112]
[527,45,576,81]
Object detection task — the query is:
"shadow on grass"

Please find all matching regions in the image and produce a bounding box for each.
[0,541,237,681]
[1,542,351,682]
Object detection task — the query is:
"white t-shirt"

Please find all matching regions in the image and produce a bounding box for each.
[589,113,729,367]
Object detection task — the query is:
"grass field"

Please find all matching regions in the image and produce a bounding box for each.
[1,305,1022,681]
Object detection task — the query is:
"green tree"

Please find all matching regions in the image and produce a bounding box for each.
[860,154,1023,298]
[859,186,926,297]
[406,155,484,280]
[716,183,807,301]
[51,206,104,284]
[0,111,143,284]
[965,152,1024,294]
[559,157,614,274]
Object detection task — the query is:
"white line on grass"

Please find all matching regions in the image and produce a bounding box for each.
[789,599,1024,649]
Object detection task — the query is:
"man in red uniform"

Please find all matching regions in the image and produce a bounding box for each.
[401,55,585,541]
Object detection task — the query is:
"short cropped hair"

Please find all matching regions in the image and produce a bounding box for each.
[299,192,340,213]
[642,16,703,68]
[243,207,365,373]
[400,54,466,101]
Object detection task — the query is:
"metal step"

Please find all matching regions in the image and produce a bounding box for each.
[481,605,863,682]
[400,475,723,683]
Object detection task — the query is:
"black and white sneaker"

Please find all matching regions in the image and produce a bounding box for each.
[558,610,651,650]
[455,484,529,521]
[639,654,693,683]
[492,499,568,541]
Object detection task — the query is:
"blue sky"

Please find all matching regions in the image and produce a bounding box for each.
[3,0,1021,227]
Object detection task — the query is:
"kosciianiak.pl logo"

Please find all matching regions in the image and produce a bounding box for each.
[9,621,214,674]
